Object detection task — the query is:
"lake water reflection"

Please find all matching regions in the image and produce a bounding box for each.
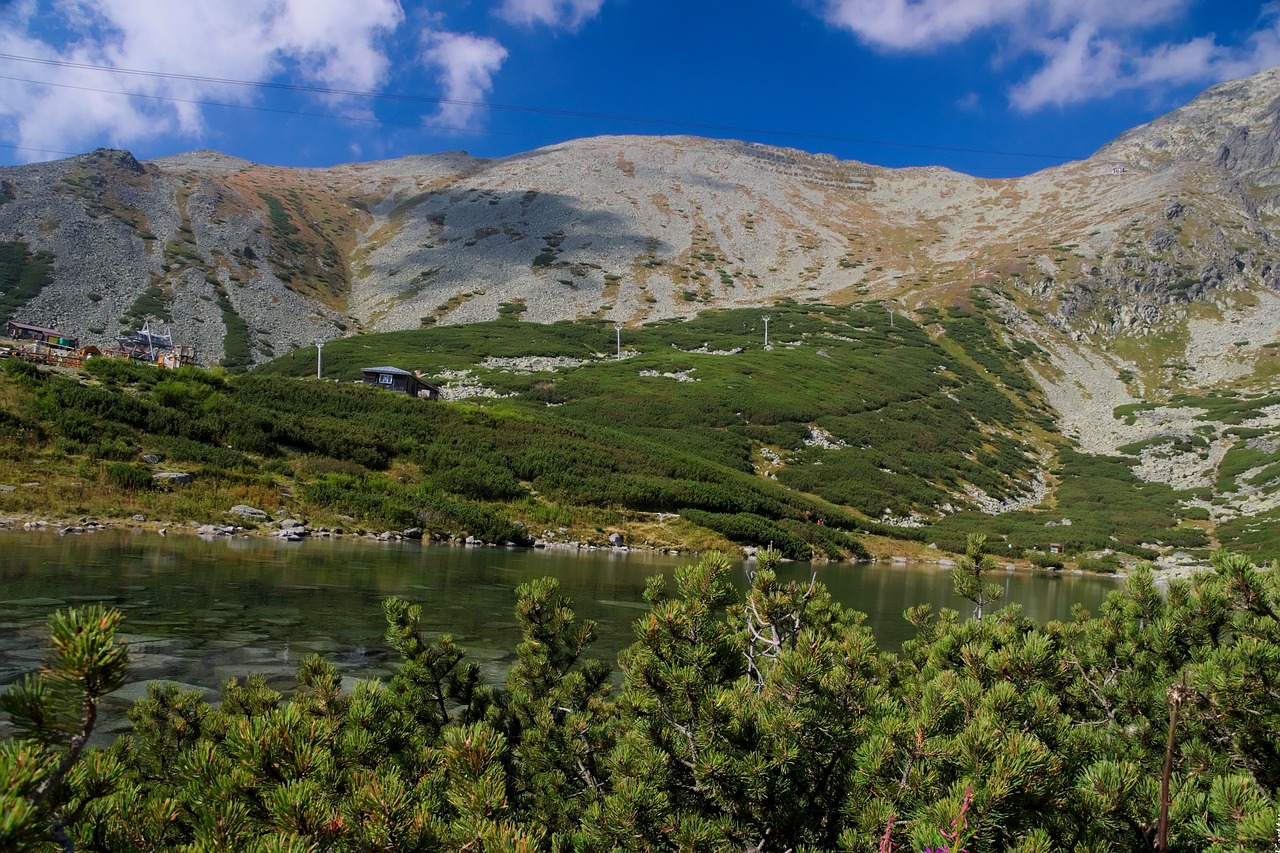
[0,531,1122,740]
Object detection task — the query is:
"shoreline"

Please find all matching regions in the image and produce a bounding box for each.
[0,511,1212,581]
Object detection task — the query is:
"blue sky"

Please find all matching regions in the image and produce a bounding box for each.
[0,0,1276,177]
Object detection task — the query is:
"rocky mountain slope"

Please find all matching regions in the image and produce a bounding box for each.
[4,66,1280,545]
[0,69,1276,361]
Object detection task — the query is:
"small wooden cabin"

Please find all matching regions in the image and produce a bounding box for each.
[360,366,441,399]
[6,321,77,349]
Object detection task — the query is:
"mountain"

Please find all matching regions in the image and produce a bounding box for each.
[0,68,1269,359]
[0,69,1277,358]
[4,66,1280,551]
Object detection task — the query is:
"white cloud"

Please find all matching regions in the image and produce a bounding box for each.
[819,0,1280,111]
[0,0,404,160]
[1011,16,1280,110]
[496,0,605,32]
[422,31,509,129]
[1008,23,1124,110]
[819,0,1187,51]
[265,0,405,90]
[820,0,1024,50]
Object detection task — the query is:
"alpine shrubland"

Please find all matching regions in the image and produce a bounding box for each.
[0,300,1225,560]
[3,548,1277,851]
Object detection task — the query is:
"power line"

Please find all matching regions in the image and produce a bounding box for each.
[0,52,1085,163]
[0,141,81,157]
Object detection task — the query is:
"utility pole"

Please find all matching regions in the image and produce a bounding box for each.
[316,341,323,380]
[762,315,771,348]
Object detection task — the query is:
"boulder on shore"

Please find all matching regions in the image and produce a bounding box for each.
[228,505,270,522]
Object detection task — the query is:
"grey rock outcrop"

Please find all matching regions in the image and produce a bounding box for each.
[227,505,269,522]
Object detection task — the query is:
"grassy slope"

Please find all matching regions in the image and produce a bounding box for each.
[0,301,1216,560]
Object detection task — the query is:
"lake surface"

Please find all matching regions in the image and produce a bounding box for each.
[0,531,1123,740]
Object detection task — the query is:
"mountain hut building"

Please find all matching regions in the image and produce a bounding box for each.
[6,321,77,349]
[360,366,441,399]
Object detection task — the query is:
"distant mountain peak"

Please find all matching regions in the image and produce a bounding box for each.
[1094,64,1280,184]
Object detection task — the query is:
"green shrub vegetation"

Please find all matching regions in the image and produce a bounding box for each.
[123,283,172,325]
[104,461,152,490]
[3,357,42,386]
[258,191,300,239]
[0,241,55,322]
[3,550,1277,851]
[928,448,1205,556]
[212,283,253,372]
[1171,391,1280,425]
[248,191,349,300]
[938,305,1040,398]
[497,299,528,320]
[1078,554,1122,573]
[1027,551,1065,569]
[1216,503,1280,554]
[680,508,813,560]
[1216,439,1280,493]
[0,299,1260,554]
[262,303,1048,522]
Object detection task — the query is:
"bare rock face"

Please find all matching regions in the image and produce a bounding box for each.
[1098,67,1280,187]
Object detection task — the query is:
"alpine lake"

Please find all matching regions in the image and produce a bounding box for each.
[0,530,1124,743]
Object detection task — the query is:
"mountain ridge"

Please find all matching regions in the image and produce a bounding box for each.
[1,68,1277,362]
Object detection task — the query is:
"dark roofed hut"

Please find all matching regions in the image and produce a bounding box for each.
[6,321,77,349]
[360,366,441,399]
